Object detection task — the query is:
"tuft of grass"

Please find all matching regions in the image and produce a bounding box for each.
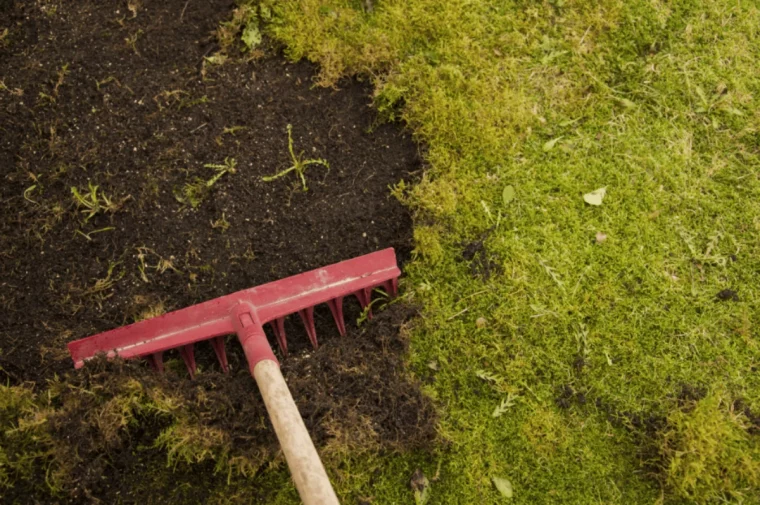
[262,124,329,191]
[174,158,237,208]
[71,181,129,221]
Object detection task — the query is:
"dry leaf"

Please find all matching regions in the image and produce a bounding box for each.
[543,136,563,152]
[411,469,430,505]
[502,185,515,205]
[492,476,513,498]
[583,187,607,206]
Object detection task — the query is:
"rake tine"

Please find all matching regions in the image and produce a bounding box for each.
[148,352,164,372]
[327,296,346,336]
[270,317,288,357]
[210,336,229,373]
[355,287,373,320]
[298,307,319,349]
[179,343,197,378]
[383,278,398,297]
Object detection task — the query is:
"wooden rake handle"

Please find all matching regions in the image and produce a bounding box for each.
[254,360,340,505]
[233,302,340,505]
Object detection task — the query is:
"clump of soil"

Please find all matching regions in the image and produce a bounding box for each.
[460,227,503,280]
[0,0,434,502]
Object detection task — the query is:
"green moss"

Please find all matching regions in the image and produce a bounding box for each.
[0,372,270,499]
[0,383,61,495]
[257,0,760,502]
[659,390,760,503]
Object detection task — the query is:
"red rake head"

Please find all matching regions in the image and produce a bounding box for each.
[68,248,400,377]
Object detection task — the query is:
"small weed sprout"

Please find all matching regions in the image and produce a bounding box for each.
[125,29,143,54]
[356,289,390,327]
[71,182,129,221]
[38,64,69,105]
[174,158,237,208]
[210,213,231,232]
[215,126,247,146]
[95,76,121,91]
[53,64,68,97]
[24,172,43,204]
[127,0,140,18]
[262,124,329,191]
[75,227,115,242]
[177,95,210,111]
[136,247,180,283]
[222,125,247,136]
[80,261,125,309]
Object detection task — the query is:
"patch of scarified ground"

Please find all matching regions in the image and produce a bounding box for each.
[0,0,421,380]
[0,1,434,503]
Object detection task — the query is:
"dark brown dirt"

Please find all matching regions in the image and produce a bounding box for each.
[1,0,420,380]
[459,227,503,280]
[0,0,434,502]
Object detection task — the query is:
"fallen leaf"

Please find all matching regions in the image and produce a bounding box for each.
[615,96,636,109]
[427,361,439,371]
[595,232,607,243]
[543,136,563,152]
[583,187,607,206]
[411,469,430,505]
[492,476,513,498]
[476,317,487,328]
[502,185,515,205]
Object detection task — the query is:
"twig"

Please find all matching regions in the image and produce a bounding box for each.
[446,308,469,321]
[180,0,192,21]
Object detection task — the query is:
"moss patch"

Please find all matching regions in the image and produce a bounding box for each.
[260,0,760,502]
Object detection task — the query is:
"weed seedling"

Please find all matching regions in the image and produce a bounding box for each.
[210,213,231,232]
[178,95,210,111]
[356,290,389,327]
[215,126,248,146]
[136,247,180,283]
[24,172,43,204]
[262,124,329,191]
[83,261,125,309]
[75,227,115,242]
[71,182,129,221]
[174,158,237,208]
[125,30,143,54]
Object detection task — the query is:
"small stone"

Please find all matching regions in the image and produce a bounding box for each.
[595,232,607,243]
[476,317,487,328]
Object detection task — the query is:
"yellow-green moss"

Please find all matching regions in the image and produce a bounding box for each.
[258,0,760,503]
[660,390,760,503]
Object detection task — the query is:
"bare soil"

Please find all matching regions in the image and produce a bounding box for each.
[0,0,435,502]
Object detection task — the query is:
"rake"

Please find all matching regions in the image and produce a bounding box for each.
[67,248,401,505]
